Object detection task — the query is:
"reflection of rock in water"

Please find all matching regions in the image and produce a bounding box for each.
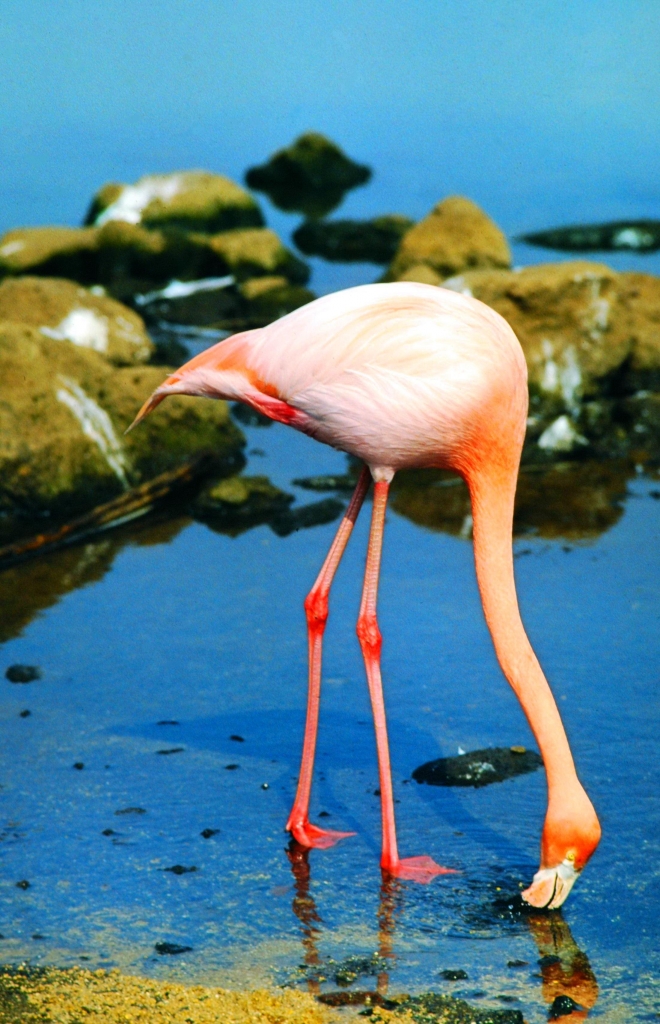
[413,746,542,789]
[527,914,599,1017]
[389,461,630,541]
[0,515,189,644]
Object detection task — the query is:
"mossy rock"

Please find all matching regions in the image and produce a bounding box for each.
[246,132,372,217]
[85,170,264,233]
[0,226,99,280]
[386,196,511,283]
[239,275,315,320]
[0,324,244,516]
[0,276,153,365]
[293,215,414,264]
[207,228,310,284]
[193,474,293,534]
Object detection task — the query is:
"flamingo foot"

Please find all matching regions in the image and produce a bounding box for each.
[383,855,457,884]
[286,819,356,849]
[522,859,580,910]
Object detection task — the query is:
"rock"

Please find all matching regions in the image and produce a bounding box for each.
[0,276,154,365]
[386,196,511,282]
[618,271,660,392]
[238,275,314,321]
[154,942,192,956]
[440,969,469,981]
[376,991,524,1023]
[0,226,98,278]
[193,475,294,534]
[412,747,542,788]
[136,275,242,328]
[548,995,582,1018]
[6,665,42,683]
[207,229,309,284]
[293,215,414,264]
[521,219,660,253]
[85,170,264,233]
[245,132,372,217]
[269,497,345,536]
[0,324,244,515]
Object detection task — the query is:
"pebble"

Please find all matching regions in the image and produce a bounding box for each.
[230,734,245,742]
[19,710,31,718]
[200,828,219,838]
[154,942,192,956]
[16,880,30,889]
[6,664,41,683]
[156,747,184,755]
[440,969,468,980]
[73,762,84,770]
[164,865,197,875]
[549,994,581,1018]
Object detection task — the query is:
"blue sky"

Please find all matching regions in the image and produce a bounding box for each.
[1,1,659,237]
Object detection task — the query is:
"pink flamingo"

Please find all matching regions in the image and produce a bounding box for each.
[132,282,601,907]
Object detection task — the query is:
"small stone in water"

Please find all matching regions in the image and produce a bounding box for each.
[6,665,41,683]
[16,880,30,890]
[32,933,44,940]
[200,828,219,838]
[510,745,526,754]
[261,782,269,789]
[101,829,116,836]
[19,710,31,718]
[165,865,197,875]
[318,811,330,818]
[73,762,84,770]
[507,959,528,968]
[440,969,468,981]
[115,807,146,815]
[549,994,582,1018]
[156,747,184,755]
[230,734,245,742]
[157,720,179,726]
[154,941,192,956]
[225,764,239,770]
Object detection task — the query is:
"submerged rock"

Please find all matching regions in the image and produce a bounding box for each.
[385,196,511,283]
[85,170,263,233]
[245,132,372,217]
[0,276,153,365]
[0,325,244,515]
[369,991,523,1023]
[521,219,660,253]
[193,475,294,534]
[293,215,413,264]
[412,747,542,788]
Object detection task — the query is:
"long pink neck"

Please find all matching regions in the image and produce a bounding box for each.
[466,462,579,799]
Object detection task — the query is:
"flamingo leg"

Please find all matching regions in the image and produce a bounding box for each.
[357,479,455,883]
[286,466,371,849]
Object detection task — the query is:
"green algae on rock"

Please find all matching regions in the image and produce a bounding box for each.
[193,474,294,534]
[0,324,244,515]
[85,170,264,233]
[385,197,511,284]
[246,132,372,218]
[0,276,154,365]
[293,215,414,264]
[207,228,310,284]
[238,275,315,321]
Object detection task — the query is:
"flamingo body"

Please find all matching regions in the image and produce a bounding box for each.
[133,281,600,906]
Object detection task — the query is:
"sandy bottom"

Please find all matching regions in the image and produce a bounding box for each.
[0,966,365,1024]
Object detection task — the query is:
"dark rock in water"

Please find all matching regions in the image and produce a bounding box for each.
[293,215,413,264]
[231,403,273,427]
[441,969,469,981]
[225,763,240,770]
[101,829,117,836]
[193,475,294,535]
[200,828,219,838]
[73,762,84,770]
[156,747,184,755]
[15,880,30,890]
[413,746,542,788]
[245,132,372,218]
[164,864,197,874]
[19,710,31,718]
[506,960,528,969]
[230,734,245,742]
[548,994,582,1018]
[154,941,192,956]
[114,806,146,815]
[293,473,358,492]
[6,665,41,683]
[270,497,345,537]
[157,720,179,726]
[521,220,660,253]
[383,991,524,1023]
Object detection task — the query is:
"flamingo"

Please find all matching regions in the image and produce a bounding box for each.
[131,281,601,907]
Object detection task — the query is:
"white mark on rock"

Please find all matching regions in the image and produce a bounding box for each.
[135,276,235,305]
[613,227,655,250]
[441,275,473,297]
[95,173,183,226]
[540,340,559,393]
[41,308,109,353]
[0,239,25,257]
[56,376,129,486]
[538,415,586,452]
[559,345,582,413]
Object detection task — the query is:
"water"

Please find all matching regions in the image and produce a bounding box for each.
[0,414,659,1021]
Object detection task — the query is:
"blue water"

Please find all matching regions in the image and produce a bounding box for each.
[0,419,659,1021]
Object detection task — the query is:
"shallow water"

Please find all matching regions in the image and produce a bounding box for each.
[0,416,659,1021]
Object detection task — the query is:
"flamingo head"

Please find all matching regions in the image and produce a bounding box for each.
[522,791,601,910]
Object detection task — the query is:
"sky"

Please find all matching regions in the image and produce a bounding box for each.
[1,1,660,236]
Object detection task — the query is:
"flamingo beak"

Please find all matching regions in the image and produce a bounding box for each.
[125,389,169,433]
[522,858,581,910]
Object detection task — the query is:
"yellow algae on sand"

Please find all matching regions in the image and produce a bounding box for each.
[0,966,347,1024]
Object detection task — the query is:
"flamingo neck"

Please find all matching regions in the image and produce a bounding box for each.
[466,462,579,800]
